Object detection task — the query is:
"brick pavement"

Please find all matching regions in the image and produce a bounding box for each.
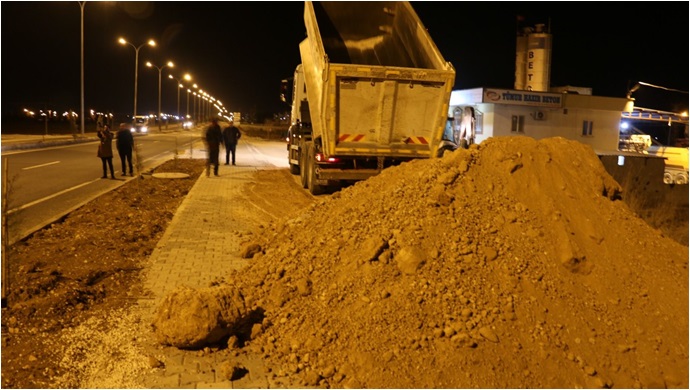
[134,142,292,389]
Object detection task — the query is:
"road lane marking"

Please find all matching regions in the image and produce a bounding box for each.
[6,178,102,215]
[23,161,60,170]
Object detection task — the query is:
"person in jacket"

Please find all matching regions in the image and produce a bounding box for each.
[204,118,223,176]
[222,120,242,165]
[116,123,135,176]
[97,124,115,179]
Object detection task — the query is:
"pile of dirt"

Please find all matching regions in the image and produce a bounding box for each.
[214,136,688,388]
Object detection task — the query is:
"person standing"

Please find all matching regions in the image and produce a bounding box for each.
[204,118,223,176]
[116,123,135,176]
[222,120,242,165]
[97,124,115,179]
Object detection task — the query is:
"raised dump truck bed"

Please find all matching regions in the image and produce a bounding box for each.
[289,1,455,194]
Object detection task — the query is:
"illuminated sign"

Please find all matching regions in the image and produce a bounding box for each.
[483,89,562,108]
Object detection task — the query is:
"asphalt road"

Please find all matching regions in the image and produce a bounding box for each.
[2,131,203,245]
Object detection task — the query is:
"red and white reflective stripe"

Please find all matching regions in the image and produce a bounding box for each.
[405,136,429,145]
[338,134,365,142]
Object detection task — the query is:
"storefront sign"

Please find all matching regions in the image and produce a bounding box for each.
[483,89,562,108]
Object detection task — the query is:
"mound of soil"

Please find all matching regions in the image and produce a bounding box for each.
[228,136,688,388]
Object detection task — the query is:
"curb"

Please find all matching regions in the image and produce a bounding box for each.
[1,137,99,152]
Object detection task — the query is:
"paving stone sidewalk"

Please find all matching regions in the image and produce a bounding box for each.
[133,144,294,389]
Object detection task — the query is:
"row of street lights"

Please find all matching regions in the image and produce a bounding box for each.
[117,37,224,130]
[79,3,227,134]
[169,74,192,119]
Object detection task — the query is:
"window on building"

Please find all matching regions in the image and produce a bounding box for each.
[511,115,524,133]
[582,120,593,136]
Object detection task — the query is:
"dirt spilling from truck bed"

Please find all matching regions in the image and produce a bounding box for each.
[221,135,688,388]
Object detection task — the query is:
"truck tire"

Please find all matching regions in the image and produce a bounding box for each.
[300,142,310,188]
[664,172,674,185]
[288,146,300,175]
[307,143,326,196]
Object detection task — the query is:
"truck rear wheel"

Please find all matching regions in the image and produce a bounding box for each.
[307,143,326,195]
[300,142,310,188]
[288,144,300,175]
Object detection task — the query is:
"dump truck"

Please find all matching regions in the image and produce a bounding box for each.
[287,1,456,195]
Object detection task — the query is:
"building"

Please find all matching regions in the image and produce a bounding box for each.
[447,87,630,153]
[443,18,687,191]
[447,20,634,154]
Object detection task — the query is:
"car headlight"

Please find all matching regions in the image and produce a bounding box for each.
[141,126,148,133]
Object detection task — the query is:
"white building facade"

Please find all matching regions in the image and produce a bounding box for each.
[448,87,630,154]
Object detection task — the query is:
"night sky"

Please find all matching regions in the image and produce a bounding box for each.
[2,1,688,120]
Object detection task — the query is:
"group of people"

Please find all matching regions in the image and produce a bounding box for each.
[96,123,134,179]
[98,118,242,179]
[203,118,241,177]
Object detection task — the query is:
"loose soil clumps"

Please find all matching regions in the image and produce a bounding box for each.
[214,136,688,388]
[152,285,247,349]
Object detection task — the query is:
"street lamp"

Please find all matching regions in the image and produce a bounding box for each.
[118,37,156,121]
[168,73,191,120]
[146,61,174,131]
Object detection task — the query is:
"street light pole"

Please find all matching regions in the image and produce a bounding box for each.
[146,61,173,132]
[186,89,191,120]
[168,73,191,121]
[206,96,210,121]
[168,75,182,120]
[176,84,182,121]
[192,84,199,123]
[118,38,156,122]
[198,94,202,123]
[78,1,86,135]
[198,89,204,123]
[192,92,197,123]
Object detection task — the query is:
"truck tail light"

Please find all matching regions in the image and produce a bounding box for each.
[315,153,339,163]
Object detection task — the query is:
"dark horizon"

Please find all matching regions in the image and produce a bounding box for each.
[2,2,688,120]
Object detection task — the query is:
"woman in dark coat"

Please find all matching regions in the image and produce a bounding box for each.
[97,124,115,179]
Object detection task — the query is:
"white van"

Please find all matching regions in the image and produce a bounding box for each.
[132,116,149,134]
